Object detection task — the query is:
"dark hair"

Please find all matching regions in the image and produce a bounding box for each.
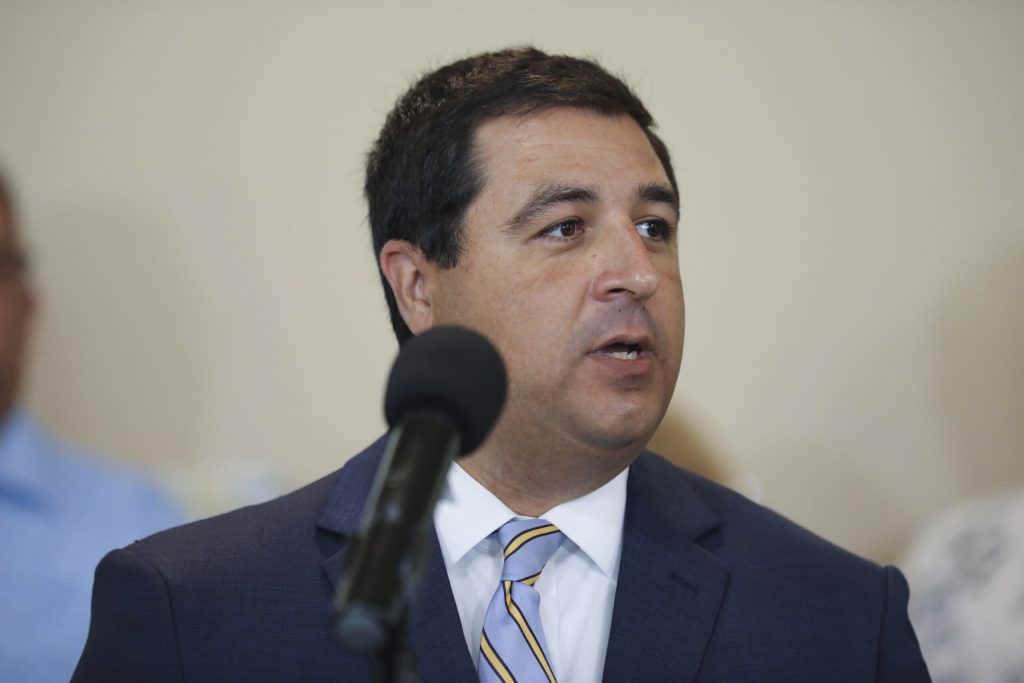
[365,46,677,343]
[0,164,14,223]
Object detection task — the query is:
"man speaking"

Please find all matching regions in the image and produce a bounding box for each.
[75,47,930,681]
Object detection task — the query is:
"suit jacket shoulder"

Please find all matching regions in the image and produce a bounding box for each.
[74,439,387,683]
[601,451,930,682]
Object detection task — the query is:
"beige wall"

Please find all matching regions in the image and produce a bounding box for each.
[1,1,1021,563]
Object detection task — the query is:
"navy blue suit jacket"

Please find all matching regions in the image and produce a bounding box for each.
[74,438,930,681]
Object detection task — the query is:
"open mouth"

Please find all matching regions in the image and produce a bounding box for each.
[597,342,643,361]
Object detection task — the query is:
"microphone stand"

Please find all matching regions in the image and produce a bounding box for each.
[370,524,435,683]
[332,325,508,680]
[332,414,460,682]
[373,614,417,683]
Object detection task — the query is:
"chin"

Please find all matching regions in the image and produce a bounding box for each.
[575,407,664,453]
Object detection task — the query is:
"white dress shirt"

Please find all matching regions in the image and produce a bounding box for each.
[433,461,628,683]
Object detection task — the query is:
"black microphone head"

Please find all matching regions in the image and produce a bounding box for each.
[384,325,507,456]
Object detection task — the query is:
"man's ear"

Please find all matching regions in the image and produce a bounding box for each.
[379,240,437,335]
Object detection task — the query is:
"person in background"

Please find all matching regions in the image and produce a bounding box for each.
[902,491,1024,683]
[0,166,184,682]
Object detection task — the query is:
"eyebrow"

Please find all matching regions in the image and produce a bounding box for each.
[637,181,680,221]
[503,183,599,234]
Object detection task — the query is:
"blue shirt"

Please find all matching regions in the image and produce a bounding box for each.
[0,411,184,682]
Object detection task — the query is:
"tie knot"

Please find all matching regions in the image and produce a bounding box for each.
[496,518,565,584]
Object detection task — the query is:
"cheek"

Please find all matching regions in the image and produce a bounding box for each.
[0,291,25,325]
[442,254,591,376]
[0,298,28,357]
[494,295,579,387]
[434,268,527,357]
[658,266,685,318]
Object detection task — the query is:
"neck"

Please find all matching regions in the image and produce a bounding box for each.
[458,436,639,518]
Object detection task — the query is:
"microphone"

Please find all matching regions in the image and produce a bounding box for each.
[331,325,507,655]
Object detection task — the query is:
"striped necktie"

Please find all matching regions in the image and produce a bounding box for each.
[479,518,566,683]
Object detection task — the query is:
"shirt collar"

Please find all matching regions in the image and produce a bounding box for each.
[542,467,628,579]
[433,460,628,580]
[434,461,516,567]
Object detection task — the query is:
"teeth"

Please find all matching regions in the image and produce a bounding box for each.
[607,349,639,361]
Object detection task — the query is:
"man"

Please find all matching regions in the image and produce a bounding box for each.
[0,167,183,682]
[74,48,930,681]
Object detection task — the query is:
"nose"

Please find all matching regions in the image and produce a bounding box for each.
[592,223,659,304]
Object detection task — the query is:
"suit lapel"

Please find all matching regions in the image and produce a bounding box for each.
[317,437,476,681]
[407,534,478,681]
[317,437,384,589]
[602,453,730,682]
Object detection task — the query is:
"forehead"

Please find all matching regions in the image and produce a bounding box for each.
[472,108,670,196]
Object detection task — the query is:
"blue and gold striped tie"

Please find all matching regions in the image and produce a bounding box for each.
[479,519,566,683]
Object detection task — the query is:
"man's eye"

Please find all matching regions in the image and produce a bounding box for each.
[542,220,582,240]
[636,219,669,240]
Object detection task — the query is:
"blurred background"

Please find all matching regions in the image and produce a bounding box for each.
[1,1,1021,568]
